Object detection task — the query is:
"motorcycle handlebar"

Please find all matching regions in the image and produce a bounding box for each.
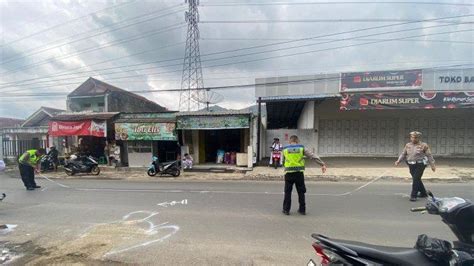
[411,207,427,212]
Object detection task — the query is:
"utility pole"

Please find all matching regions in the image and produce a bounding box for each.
[179,0,206,111]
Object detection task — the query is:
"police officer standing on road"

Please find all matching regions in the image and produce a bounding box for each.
[395,131,436,202]
[18,148,45,190]
[282,135,327,215]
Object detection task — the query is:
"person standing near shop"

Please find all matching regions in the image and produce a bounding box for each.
[18,148,46,190]
[282,135,327,215]
[47,146,59,171]
[395,131,436,202]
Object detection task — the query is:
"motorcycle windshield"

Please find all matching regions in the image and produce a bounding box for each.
[438,197,467,213]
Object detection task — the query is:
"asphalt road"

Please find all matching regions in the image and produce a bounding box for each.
[0,173,472,265]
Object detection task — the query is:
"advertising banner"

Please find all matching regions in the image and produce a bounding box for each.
[115,123,177,141]
[340,91,474,110]
[341,69,422,92]
[177,115,249,130]
[48,120,106,137]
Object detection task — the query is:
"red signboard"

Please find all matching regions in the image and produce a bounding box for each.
[48,120,106,137]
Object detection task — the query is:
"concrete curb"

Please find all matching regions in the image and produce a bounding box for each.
[2,169,470,183]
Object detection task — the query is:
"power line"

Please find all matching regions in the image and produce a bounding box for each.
[0,41,186,87]
[202,37,474,44]
[1,5,185,65]
[1,64,471,99]
[3,59,471,94]
[2,13,470,87]
[200,1,474,7]
[200,19,474,24]
[1,18,471,90]
[0,23,186,76]
[0,0,137,47]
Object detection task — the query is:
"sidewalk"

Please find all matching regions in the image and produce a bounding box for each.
[3,157,473,182]
[248,157,474,182]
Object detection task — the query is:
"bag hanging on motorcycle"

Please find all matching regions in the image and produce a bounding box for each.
[415,234,452,264]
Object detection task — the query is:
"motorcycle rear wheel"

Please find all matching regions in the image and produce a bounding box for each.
[91,166,100,175]
[172,169,180,177]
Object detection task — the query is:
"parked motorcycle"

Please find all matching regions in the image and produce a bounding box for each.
[64,154,100,176]
[40,154,55,172]
[147,156,180,177]
[311,191,474,265]
[271,150,282,169]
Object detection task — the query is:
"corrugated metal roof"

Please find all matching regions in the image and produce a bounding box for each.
[52,112,119,121]
[259,94,340,102]
[176,110,252,117]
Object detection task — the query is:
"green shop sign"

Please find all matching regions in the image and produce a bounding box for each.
[115,123,177,141]
[177,115,249,130]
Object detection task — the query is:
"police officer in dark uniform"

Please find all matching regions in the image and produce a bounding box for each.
[395,131,436,202]
[282,135,326,215]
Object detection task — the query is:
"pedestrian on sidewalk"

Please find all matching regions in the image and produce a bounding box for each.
[182,153,193,169]
[395,131,436,202]
[18,148,45,190]
[282,135,327,215]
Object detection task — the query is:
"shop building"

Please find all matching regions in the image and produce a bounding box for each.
[114,112,179,167]
[256,67,474,160]
[176,110,256,168]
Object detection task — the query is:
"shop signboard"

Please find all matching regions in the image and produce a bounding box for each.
[341,69,422,92]
[115,123,177,141]
[423,68,474,91]
[48,120,106,137]
[177,115,249,130]
[340,91,474,110]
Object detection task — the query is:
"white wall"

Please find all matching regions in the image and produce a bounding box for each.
[297,101,315,129]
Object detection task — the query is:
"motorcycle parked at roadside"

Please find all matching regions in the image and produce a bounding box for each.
[64,154,100,176]
[147,156,180,177]
[311,191,474,265]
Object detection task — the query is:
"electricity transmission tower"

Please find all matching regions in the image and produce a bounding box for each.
[179,0,206,111]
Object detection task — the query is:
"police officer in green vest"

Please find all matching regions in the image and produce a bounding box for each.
[18,148,45,190]
[282,135,326,215]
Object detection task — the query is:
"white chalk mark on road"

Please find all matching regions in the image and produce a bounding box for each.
[157,199,188,207]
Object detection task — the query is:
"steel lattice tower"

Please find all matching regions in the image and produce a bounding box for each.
[179,0,206,111]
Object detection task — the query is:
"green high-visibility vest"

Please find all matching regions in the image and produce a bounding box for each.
[283,145,305,172]
[19,149,41,166]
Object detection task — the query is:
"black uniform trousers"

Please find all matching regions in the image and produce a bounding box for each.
[19,163,37,189]
[283,171,306,212]
[408,163,427,198]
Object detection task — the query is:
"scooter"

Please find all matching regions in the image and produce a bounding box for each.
[271,150,282,169]
[40,154,55,172]
[147,156,180,177]
[311,191,474,265]
[64,154,100,176]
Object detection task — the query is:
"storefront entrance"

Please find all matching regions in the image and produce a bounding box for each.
[201,129,243,163]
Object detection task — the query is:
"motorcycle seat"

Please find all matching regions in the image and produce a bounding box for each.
[334,239,433,266]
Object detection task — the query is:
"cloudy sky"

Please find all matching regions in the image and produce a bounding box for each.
[0,0,473,118]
